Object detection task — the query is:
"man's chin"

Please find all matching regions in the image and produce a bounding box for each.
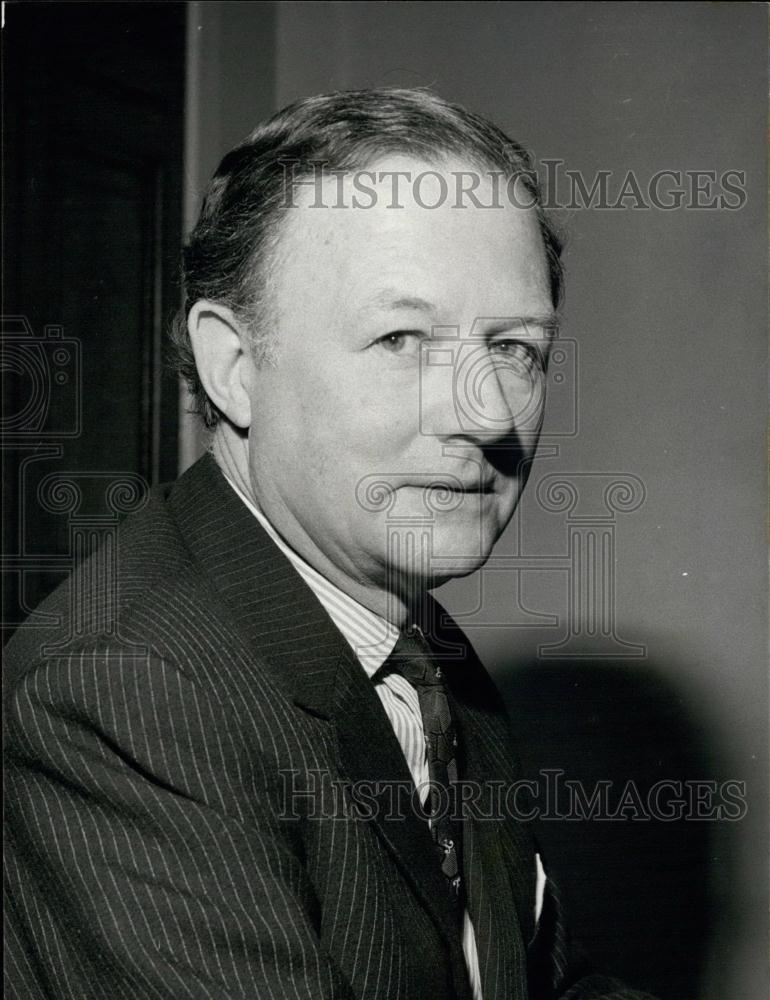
[426,564,486,591]
[368,497,513,594]
[427,547,496,587]
[391,540,498,592]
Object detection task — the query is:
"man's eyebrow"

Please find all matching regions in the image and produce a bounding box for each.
[361,291,438,315]
[484,314,560,333]
[360,291,559,331]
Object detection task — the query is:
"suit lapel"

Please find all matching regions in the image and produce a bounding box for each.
[426,596,536,1000]
[330,642,472,951]
[169,454,358,711]
[453,703,532,1000]
[168,456,473,992]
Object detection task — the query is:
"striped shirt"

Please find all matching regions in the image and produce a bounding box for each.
[226,476,545,997]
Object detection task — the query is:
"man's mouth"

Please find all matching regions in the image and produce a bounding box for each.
[445,483,495,494]
[407,479,496,495]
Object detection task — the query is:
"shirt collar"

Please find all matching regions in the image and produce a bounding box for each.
[223,474,399,677]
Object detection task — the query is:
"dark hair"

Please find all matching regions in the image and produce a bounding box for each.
[170,87,564,428]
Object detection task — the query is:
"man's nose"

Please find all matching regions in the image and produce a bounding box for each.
[419,341,543,443]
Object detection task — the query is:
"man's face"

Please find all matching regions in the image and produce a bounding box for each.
[245,154,554,602]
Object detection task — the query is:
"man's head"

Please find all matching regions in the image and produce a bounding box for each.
[173,89,563,617]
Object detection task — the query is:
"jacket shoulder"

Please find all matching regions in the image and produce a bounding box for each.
[4,463,234,689]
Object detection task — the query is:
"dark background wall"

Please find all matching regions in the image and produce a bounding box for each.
[5,3,766,998]
[3,3,185,632]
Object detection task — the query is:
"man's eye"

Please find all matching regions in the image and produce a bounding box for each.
[376,330,422,354]
[490,339,545,372]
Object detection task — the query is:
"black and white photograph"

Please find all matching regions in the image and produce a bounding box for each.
[3,4,767,999]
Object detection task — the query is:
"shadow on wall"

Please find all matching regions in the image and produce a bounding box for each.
[495,653,729,1000]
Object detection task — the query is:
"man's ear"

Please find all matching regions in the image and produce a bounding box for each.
[187,300,253,429]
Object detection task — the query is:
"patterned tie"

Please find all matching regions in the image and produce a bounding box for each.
[388,624,465,912]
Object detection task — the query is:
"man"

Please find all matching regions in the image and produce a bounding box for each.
[5,89,656,999]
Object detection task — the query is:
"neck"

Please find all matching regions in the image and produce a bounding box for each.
[209,423,252,497]
[209,423,416,627]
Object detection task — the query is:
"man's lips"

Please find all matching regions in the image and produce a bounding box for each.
[402,479,496,495]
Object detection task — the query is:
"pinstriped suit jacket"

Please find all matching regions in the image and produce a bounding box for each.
[5,455,657,1000]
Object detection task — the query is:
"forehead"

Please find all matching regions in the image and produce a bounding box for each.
[274,153,551,318]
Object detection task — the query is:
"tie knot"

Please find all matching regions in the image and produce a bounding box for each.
[389,626,443,688]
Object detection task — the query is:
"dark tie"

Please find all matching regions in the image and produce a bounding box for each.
[388,625,465,911]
